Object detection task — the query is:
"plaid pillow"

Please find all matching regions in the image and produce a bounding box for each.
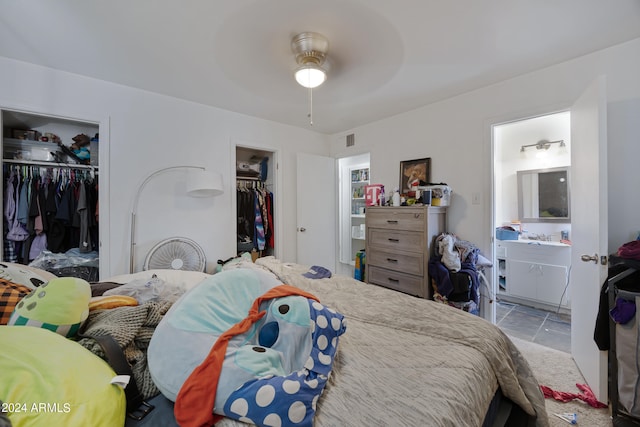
[0,279,31,325]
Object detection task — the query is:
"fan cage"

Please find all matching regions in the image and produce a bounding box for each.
[143,237,207,272]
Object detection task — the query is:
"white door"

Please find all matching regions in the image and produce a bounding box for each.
[296,153,336,272]
[570,76,608,402]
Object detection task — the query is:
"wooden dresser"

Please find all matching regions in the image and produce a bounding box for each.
[365,206,447,298]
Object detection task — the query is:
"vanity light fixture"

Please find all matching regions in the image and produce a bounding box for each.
[520,139,565,153]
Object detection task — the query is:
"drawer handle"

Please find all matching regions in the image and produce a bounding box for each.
[388,238,400,242]
[388,278,399,283]
[386,258,398,263]
[386,220,398,224]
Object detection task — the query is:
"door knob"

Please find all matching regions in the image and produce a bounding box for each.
[581,254,598,263]
[299,227,306,232]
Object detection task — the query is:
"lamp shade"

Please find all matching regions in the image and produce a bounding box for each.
[186,169,224,197]
[295,65,327,89]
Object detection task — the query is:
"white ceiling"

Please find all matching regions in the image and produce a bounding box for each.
[1,0,639,134]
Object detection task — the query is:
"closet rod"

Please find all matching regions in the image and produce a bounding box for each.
[4,159,98,171]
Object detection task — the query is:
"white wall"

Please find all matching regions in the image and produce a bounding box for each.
[3,37,638,278]
[0,57,330,277]
[330,37,640,260]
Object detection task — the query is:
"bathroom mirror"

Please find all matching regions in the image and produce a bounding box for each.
[517,166,570,222]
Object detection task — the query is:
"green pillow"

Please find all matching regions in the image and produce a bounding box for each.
[0,326,126,427]
[8,277,91,337]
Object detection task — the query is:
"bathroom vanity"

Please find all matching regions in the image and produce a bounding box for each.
[496,239,571,310]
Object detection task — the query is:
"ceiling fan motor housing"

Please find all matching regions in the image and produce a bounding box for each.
[291,32,329,67]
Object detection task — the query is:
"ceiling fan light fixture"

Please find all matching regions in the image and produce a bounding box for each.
[294,64,327,88]
[291,32,329,88]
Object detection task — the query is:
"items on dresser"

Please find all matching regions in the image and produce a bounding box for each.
[364,184,385,206]
[365,206,446,298]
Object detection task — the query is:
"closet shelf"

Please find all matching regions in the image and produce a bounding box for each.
[3,158,97,170]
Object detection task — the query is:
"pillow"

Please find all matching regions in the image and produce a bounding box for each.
[215,252,253,273]
[102,275,185,304]
[105,270,210,293]
[0,262,54,289]
[7,277,91,337]
[0,326,126,427]
[0,279,31,325]
[89,295,139,311]
[90,281,124,297]
[149,268,346,427]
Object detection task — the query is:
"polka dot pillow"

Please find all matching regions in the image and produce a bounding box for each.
[221,298,346,426]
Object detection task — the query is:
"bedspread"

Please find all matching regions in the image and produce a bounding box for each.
[215,257,548,427]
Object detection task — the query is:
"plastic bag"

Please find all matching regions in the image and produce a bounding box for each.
[28,249,99,281]
[103,274,185,304]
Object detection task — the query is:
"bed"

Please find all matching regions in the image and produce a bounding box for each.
[0,257,549,427]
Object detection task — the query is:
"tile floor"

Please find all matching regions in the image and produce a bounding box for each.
[496,300,571,353]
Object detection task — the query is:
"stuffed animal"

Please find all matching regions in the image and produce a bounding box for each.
[69,134,91,160]
[70,133,90,150]
[8,277,91,337]
[148,268,346,427]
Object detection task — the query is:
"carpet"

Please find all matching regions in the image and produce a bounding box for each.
[508,335,612,426]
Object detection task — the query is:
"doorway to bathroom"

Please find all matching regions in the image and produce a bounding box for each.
[492,111,572,350]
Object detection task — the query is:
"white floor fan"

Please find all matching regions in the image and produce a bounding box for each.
[143,237,207,272]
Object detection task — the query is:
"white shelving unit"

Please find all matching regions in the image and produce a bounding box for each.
[496,244,507,293]
[338,154,370,274]
[349,167,369,264]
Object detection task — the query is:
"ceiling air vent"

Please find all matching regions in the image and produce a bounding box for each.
[346,133,355,147]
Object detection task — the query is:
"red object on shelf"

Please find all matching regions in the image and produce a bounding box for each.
[365,184,385,206]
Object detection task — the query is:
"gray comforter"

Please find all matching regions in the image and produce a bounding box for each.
[217,257,549,427]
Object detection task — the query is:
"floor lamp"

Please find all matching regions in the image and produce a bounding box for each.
[129,166,224,273]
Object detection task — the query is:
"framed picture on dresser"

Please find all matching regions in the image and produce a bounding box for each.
[400,157,431,193]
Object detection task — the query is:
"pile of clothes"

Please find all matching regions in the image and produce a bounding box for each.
[428,233,490,315]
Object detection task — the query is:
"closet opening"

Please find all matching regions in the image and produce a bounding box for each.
[234,145,277,263]
[1,108,103,281]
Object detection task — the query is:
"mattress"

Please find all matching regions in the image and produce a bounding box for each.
[207,257,549,427]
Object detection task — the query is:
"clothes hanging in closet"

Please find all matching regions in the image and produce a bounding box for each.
[236,182,273,254]
[3,165,99,264]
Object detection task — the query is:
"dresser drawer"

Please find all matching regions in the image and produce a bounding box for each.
[367,248,423,275]
[368,266,425,297]
[366,207,425,231]
[368,229,424,252]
